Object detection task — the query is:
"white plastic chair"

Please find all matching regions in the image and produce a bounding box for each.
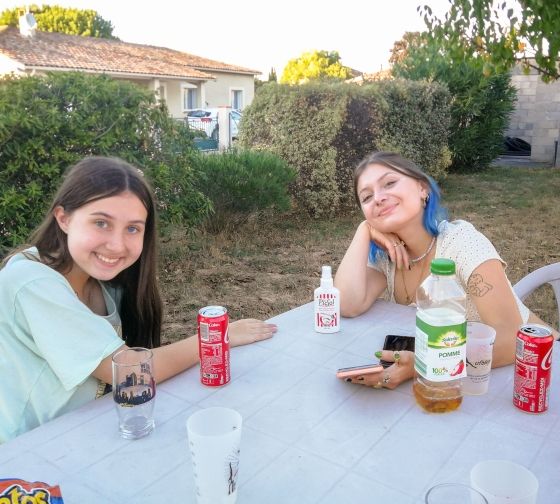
[513,262,560,332]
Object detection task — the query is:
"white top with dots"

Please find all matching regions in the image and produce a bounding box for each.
[368,219,530,322]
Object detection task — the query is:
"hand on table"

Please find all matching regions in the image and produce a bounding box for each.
[229,318,277,347]
[346,350,415,389]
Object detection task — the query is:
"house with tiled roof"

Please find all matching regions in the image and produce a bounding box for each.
[0,22,259,119]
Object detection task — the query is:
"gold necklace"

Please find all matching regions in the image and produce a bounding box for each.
[400,254,429,305]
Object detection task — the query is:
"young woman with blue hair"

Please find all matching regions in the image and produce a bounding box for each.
[334,151,557,389]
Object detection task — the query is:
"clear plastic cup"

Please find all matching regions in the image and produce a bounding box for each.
[425,482,488,503]
[463,322,496,395]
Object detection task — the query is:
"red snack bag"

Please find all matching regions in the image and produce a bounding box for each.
[0,478,64,503]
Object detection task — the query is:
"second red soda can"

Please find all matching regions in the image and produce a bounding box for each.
[513,323,553,413]
[197,305,230,387]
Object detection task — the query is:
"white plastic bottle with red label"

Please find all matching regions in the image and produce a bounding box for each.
[314,265,340,333]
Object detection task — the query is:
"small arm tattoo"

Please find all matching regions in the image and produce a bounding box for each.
[468,273,493,297]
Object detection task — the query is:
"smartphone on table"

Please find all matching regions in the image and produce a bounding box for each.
[336,334,416,379]
[380,334,415,368]
[336,363,383,379]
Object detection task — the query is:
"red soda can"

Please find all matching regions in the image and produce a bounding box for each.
[197,306,230,387]
[513,323,553,413]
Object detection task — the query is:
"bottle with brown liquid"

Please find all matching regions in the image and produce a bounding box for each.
[413,259,467,413]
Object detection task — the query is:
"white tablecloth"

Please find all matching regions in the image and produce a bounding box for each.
[1,301,558,503]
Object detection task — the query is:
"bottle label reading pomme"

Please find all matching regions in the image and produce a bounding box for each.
[415,313,467,382]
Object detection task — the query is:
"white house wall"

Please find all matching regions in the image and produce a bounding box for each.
[98,77,195,118]
[202,72,255,109]
[162,80,184,117]
[0,65,254,121]
[107,75,253,117]
[0,54,23,74]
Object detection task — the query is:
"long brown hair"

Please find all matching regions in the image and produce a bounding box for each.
[28,156,162,348]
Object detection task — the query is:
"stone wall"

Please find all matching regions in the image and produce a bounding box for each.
[507,64,560,164]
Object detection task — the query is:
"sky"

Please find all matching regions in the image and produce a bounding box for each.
[0,0,452,78]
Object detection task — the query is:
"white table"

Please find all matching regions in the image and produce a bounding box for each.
[1,301,558,503]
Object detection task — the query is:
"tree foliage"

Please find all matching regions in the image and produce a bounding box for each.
[0,72,209,253]
[0,4,115,38]
[389,31,423,66]
[268,67,278,82]
[280,50,353,85]
[421,0,560,82]
[255,67,278,92]
[392,31,516,172]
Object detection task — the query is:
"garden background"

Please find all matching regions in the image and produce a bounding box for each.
[2,0,559,342]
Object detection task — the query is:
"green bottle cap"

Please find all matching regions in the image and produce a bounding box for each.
[430,258,456,275]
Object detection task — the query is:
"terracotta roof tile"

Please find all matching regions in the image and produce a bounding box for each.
[0,26,260,79]
[346,68,393,84]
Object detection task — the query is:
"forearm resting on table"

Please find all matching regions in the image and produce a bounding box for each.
[491,322,517,368]
[337,269,386,318]
[93,335,200,384]
[335,223,385,317]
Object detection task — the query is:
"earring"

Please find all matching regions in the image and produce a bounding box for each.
[422,194,430,208]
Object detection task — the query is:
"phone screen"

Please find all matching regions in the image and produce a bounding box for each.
[380,334,415,368]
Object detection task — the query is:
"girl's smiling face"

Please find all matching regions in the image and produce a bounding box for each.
[356,163,428,232]
[54,191,147,283]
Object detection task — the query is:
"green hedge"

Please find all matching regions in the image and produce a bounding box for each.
[239,80,451,215]
[392,48,517,172]
[191,149,296,232]
[375,79,452,181]
[447,70,516,171]
[0,72,209,254]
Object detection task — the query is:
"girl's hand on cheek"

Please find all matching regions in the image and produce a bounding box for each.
[365,223,410,270]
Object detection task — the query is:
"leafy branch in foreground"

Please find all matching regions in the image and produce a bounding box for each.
[421,0,560,82]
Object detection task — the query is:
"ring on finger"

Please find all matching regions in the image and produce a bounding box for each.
[393,242,400,248]
[382,373,391,385]
[393,351,401,365]
[373,380,383,389]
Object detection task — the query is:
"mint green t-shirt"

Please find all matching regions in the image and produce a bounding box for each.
[0,249,124,443]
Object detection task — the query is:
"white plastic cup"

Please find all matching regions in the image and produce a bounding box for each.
[187,407,242,504]
[470,460,539,504]
[463,322,496,395]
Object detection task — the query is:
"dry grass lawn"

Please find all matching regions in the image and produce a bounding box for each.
[159,166,560,344]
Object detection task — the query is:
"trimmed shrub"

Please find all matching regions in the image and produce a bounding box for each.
[191,149,296,232]
[240,82,383,215]
[447,70,516,171]
[241,80,451,215]
[375,79,452,180]
[0,72,209,254]
[393,46,517,172]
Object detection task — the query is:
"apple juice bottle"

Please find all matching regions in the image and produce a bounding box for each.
[413,258,467,413]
